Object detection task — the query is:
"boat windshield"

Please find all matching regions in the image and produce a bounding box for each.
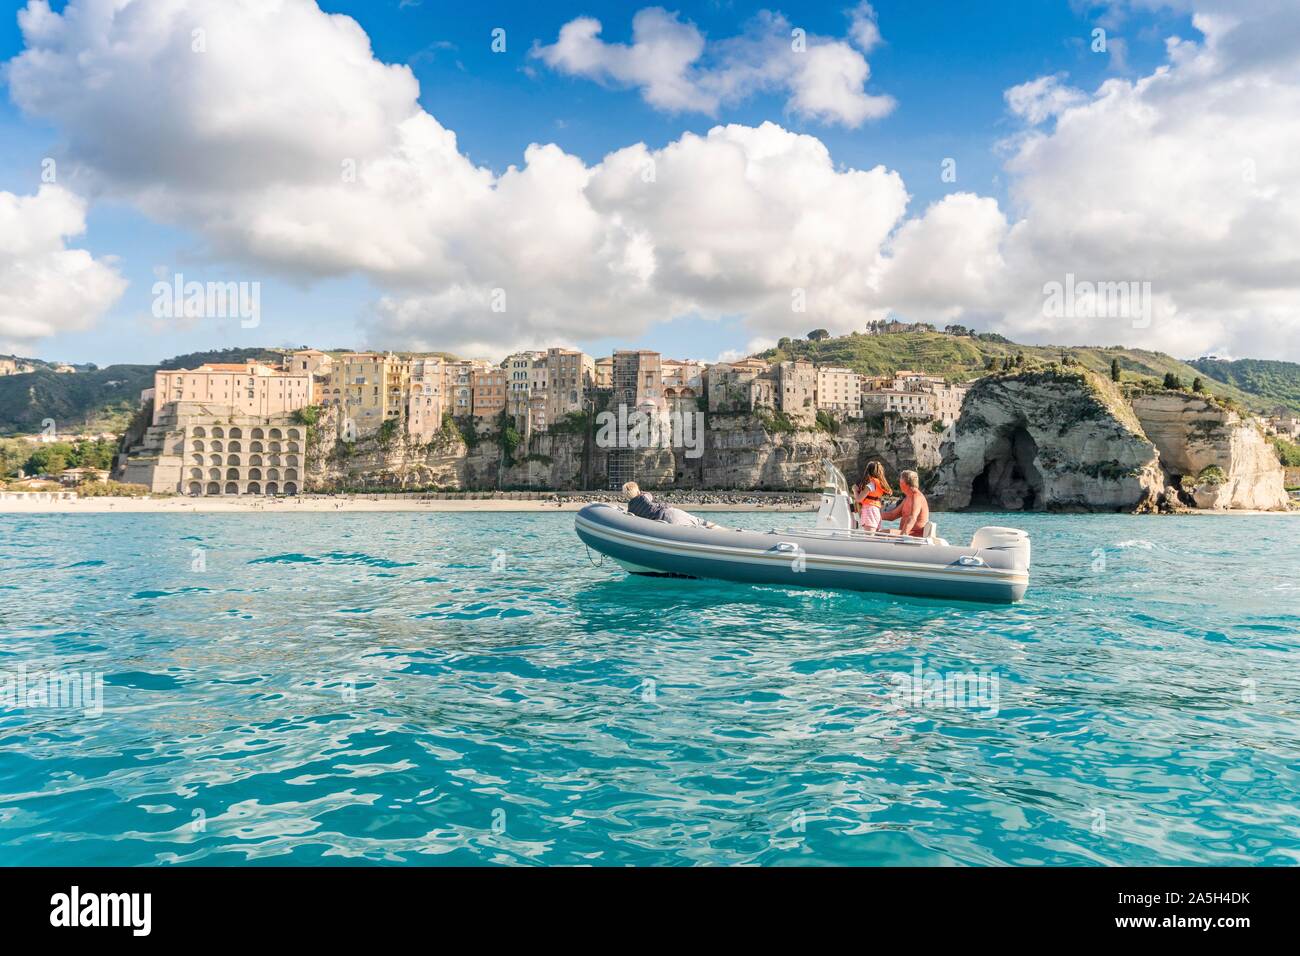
[822,459,849,496]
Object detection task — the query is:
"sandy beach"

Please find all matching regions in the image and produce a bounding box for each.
[0,492,820,514]
[1,492,1292,515]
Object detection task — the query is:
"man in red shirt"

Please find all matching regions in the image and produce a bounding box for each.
[881,470,930,537]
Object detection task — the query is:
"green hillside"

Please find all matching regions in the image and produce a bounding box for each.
[0,347,283,437]
[762,330,1277,413]
[1185,357,1300,414]
[157,346,285,370]
[0,364,155,436]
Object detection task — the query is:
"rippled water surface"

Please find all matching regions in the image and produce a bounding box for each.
[1,511,1297,866]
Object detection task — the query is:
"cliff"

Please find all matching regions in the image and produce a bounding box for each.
[304,407,938,492]
[1130,392,1289,510]
[931,371,1290,513]
[931,369,1165,512]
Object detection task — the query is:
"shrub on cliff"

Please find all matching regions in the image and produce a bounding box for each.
[756,409,798,434]
[292,406,321,426]
[497,411,522,460]
[1273,436,1300,467]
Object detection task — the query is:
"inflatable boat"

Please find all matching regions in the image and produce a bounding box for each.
[575,463,1030,603]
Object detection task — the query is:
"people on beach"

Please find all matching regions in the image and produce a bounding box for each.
[623,481,711,527]
[852,461,891,533]
[881,469,930,537]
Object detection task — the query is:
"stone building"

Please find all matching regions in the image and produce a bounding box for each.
[545,348,595,425]
[289,349,333,377]
[119,402,307,496]
[152,361,313,425]
[1,357,36,375]
[611,349,663,413]
[407,357,447,440]
[661,359,705,411]
[705,359,774,413]
[776,360,816,423]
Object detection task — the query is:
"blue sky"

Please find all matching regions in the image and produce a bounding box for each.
[0,1,1220,366]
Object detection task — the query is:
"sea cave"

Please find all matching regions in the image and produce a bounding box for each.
[967,425,1044,511]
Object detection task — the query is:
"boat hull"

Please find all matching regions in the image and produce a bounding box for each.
[575,504,1029,604]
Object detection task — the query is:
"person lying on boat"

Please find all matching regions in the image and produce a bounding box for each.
[621,482,717,528]
[880,469,930,537]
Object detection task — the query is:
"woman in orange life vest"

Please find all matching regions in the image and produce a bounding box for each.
[851,461,891,532]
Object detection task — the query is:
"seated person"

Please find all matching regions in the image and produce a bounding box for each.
[623,482,710,527]
[880,470,930,538]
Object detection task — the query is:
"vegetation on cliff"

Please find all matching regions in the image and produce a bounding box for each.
[761,330,1273,413]
[1187,357,1300,413]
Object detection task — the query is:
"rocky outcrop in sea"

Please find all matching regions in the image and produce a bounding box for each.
[931,368,1289,512]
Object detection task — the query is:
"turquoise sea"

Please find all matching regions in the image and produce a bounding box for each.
[0,511,1297,866]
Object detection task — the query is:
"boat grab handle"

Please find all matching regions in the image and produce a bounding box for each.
[773,541,800,553]
[955,555,985,567]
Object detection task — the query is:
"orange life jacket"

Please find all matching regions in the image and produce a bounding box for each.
[858,479,887,506]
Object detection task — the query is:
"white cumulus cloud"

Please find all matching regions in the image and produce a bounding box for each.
[0,185,127,349]
[532,6,896,128]
[6,0,1300,362]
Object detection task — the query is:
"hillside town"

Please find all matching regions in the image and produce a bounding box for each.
[117,347,970,497]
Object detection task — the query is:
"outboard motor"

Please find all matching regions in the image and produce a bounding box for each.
[813,459,853,531]
[971,526,1031,572]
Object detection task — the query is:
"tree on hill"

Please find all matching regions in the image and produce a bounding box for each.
[807,329,830,341]
[1111,358,1121,382]
[1163,372,1184,390]
[1192,377,1205,393]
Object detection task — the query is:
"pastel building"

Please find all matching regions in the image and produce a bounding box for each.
[472,367,508,419]
[151,361,313,425]
[407,357,447,440]
[815,366,862,417]
[323,352,410,434]
[545,348,594,424]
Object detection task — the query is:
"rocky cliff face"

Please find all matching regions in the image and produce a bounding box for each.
[1130,393,1289,510]
[931,370,1165,512]
[305,407,935,492]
